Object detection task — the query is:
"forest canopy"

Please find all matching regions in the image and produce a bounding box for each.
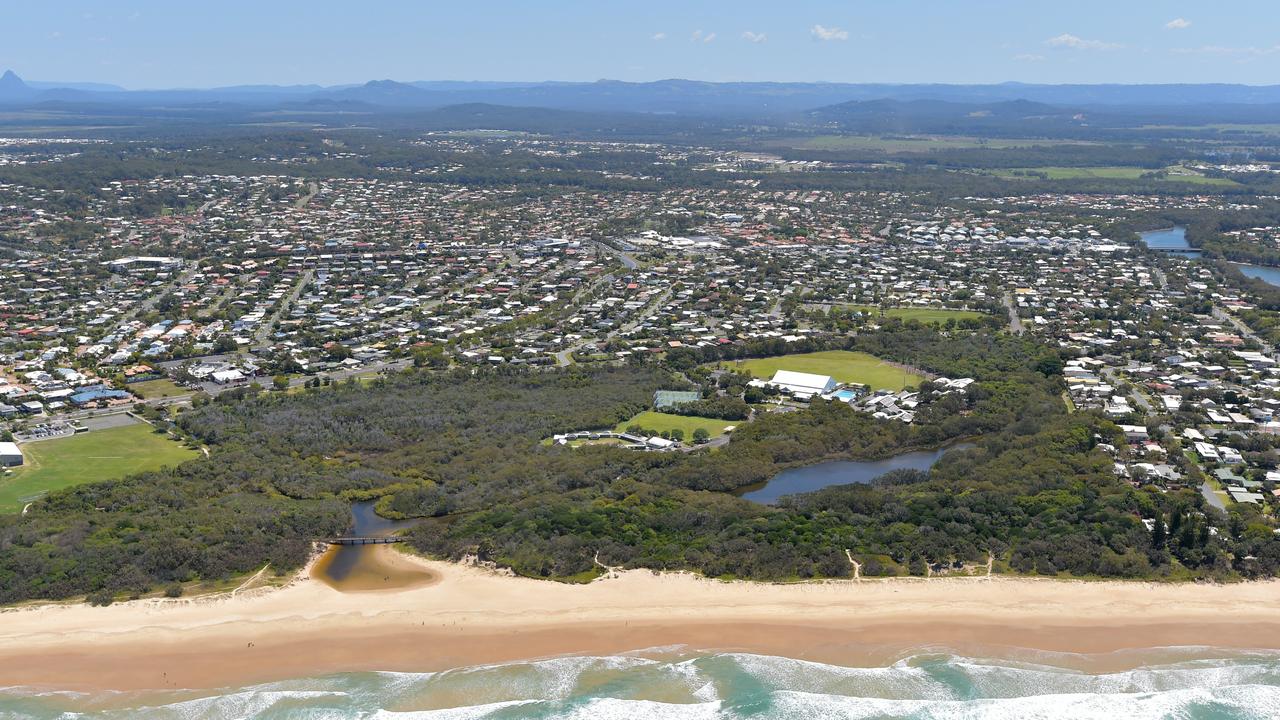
[0,327,1274,604]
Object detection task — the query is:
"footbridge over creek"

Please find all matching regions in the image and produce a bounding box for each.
[326,536,407,546]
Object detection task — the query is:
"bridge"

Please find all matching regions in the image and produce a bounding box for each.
[327,536,406,546]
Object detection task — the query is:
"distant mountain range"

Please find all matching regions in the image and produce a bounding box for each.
[7,71,1280,117]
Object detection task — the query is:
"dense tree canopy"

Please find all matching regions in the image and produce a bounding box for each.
[0,327,1273,604]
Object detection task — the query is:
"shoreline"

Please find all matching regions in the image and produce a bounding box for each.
[3,551,1280,692]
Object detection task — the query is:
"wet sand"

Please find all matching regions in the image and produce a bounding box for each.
[312,543,440,592]
[2,550,1280,692]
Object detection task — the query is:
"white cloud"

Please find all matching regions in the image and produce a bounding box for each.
[1014,53,1046,62]
[650,32,667,41]
[741,30,767,44]
[691,29,717,43]
[811,24,849,41]
[1045,33,1121,50]
[1165,18,1192,30]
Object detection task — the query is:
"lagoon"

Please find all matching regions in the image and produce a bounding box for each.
[737,443,973,504]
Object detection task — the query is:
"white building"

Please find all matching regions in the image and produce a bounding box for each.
[211,369,246,384]
[768,370,838,399]
[0,441,22,467]
[106,256,184,273]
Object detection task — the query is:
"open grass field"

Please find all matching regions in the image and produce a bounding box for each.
[723,350,923,391]
[991,166,1238,186]
[0,423,199,513]
[128,378,189,399]
[789,135,1093,152]
[1139,123,1280,136]
[848,305,985,324]
[615,411,737,440]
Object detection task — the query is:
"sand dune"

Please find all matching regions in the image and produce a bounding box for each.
[2,550,1279,691]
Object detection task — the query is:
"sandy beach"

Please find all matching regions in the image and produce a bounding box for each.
[2,548,1280,692]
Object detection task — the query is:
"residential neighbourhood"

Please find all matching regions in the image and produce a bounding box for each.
[4,133,1280,519]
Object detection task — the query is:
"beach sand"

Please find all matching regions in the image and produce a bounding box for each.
[2,549,1280,692]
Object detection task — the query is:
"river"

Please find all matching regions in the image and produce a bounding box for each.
[1234,262,1280,287]
[1139,226,1201,258]
[736,443,974,504]
[1141,226,1280,288]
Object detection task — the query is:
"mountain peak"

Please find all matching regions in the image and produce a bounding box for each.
[0,70,34,100]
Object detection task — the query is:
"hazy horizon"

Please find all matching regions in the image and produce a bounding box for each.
[4,0,1280,89]
[13,72,1280,93]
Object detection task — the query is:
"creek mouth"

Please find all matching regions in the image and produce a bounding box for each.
[313,501,437,592]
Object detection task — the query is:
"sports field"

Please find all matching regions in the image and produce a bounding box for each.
[849,305,984,324]
[724,350,923,391]
[992,166,1237,186]
[615,411,737,440]
[791,135,1091,152]
[0,423,199,513]
[128,378,188,399]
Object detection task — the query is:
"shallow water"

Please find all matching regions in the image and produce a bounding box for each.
[314,501,434,591]
[737,443,973,504]
[5,649,1280,718]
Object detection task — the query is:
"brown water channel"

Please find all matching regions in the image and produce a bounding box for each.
[313,501,438,592]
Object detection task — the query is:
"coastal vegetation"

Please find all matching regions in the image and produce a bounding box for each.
[3,326,1275,605]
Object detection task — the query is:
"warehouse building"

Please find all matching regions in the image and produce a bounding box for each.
[767,370,838,400]
[0,441,22,467]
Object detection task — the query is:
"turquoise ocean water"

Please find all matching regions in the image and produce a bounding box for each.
[4,649,1280,719]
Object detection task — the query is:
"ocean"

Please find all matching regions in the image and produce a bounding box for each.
[4,649,1280,719]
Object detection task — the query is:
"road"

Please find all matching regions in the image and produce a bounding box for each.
[1101,365,1155,415]
[1212,306,1273,355]
[1002,292,1024,335]
[1200,481,1229,512]
[598,242,638,270]
[555,284,673,366]
[253,269,313,349]
[294,181,319,209]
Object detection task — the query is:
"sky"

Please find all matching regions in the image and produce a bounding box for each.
[3,0,1280,88]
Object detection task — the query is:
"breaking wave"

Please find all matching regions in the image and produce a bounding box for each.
[4,648,1280,719]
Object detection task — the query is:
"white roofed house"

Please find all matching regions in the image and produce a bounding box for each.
[768,370,837,400]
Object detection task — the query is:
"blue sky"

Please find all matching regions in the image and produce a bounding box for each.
[4,1,1280,88]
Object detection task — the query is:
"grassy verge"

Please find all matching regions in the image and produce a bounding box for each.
[615,411,737,440]
[848,305,985,324]
[723,350,923,391]
[0,423,200,513]
[128,378,189,399]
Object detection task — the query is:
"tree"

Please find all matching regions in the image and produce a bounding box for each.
[1152,514,1167,549]
[272,375,290,391]
[692,427,710,444]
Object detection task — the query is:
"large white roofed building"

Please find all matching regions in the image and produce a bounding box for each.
[769,370,837,399]
[0,441,22,467]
